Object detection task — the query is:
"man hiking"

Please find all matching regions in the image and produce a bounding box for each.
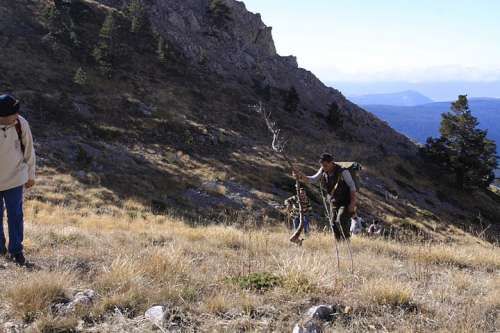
[0,94,36,266]
[294,153,357,240]
[284,187,313,235]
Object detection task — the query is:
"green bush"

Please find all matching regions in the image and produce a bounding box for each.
[229,272,283,291]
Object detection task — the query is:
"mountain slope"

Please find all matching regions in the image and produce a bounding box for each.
[0,0,499,331]
[0,0,499,240]
[349,90,433,106]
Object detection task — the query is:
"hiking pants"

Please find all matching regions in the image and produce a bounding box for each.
[331,206,351,240]
[293,215,310,234]
[0,186,24,255]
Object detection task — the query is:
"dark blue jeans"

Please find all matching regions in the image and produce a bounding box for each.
[0,186,24,254]
[293,215,310,234]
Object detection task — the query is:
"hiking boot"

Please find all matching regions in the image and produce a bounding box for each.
[290,238,304,246]
[10,253,26,266]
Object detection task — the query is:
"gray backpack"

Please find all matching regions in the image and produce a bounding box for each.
[336,162,362,190]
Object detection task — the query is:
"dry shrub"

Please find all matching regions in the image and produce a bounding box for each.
[203,293,230,316]
[360,279,414,308]
[34,315,78,333]
[409,243,500,271]
[283,270,317,295]
[98,289,148,318]
[208,227,245,250]
[142,248,189,280]
[202,291,258,317]
[95,256,146,294]
[6,271,73,322]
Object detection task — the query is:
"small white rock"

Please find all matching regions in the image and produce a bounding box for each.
[293,323,304,333]
[145,305,166,326]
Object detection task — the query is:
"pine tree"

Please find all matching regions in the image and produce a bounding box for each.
[424,95,498,189]
[327,101,343,129]
[127,0,146,33]
[93,12,116,77]
[45,5,65,36]
[73,67,87,86]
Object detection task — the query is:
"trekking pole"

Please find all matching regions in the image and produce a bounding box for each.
[320,182,340,269]
[329,200,354,274]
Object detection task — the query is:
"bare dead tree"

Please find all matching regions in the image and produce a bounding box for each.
[251,102,305,244]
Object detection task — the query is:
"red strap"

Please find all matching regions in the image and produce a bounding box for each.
[15,118,25,154]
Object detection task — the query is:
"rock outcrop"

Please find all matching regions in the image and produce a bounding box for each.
[98,0,415,155]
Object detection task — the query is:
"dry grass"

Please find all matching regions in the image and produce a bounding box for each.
[0,197,497,332]
[6,271,74,322]
[359,279,414,308]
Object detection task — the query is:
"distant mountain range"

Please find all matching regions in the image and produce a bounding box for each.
[361,97,500,177]
[349,90,433,107]
[332,81,500,101]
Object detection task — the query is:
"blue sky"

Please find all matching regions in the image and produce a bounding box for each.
[243,0,500,82]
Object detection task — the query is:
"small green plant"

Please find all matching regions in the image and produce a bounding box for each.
[157,36,168,63]
[73,67,87,86]
[127,0,146,33]
[229,272,283,292]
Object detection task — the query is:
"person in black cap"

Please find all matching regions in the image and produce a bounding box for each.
[293,153,357,240]
[0,94,36,266]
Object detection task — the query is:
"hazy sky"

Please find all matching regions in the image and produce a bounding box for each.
[243,0,500,82]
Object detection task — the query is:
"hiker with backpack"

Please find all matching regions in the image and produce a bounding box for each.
[0,94,36,266]
[284,187,313,235]
[293,153,358,240]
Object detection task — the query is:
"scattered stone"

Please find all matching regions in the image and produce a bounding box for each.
[306,305,335,321]
[3,321,22,333]
[124,96,154,117]
[55,289,96,315]
[145,305,167,327]
[292,321,323,333]
[72,101,94,120]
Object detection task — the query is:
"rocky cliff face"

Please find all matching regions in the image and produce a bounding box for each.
[98,0,415,155]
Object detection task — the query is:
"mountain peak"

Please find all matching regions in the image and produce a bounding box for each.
[349,90,434,106]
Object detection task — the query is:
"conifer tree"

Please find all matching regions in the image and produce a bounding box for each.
[93,12,116,77]
[73,67,87,86]
[283,87,300,113]
[127,0,146,33]
[424,95,498,189]
[327,101,343,129]
[157,36,167,63]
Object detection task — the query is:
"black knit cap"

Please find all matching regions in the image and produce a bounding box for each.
[319,153,334,163]
[0,94,20,117]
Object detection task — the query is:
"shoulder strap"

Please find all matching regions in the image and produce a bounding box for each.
[332,167,345,193]
[15,118,25,154]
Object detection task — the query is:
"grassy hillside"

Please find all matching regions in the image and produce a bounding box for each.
[0,198,498,332]
[0,1,499,330]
